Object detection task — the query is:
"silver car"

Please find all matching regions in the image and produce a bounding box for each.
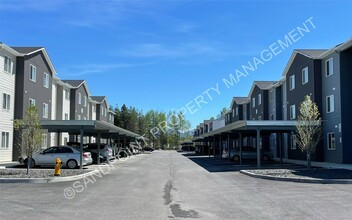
[222,146,272,162]
[22,146,93,169]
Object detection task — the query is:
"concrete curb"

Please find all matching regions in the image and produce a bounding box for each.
[240,170,352,184]
[0,169,100,184]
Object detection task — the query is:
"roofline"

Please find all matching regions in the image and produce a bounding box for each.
[0,43,22,56]
[281,50,317,77]
[24,47,57,75]
[318,38,352,58]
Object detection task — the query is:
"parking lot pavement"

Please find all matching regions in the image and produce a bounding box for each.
[1,151,352,220]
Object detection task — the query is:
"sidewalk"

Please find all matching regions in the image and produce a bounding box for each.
[274,158,352,170]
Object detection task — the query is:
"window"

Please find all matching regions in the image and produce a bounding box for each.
[43,103,49,118]
[83,116,87,120]
[64,89,70,100]
[78,92,81,104]
[258,116,262,120]
[232,109,235,117]
[258,94,262,105]
[290,105,296,119]
[43,73,49,88]
[326,58,334,77]
[302,67,308,84]
[84,96,87,107]
[105,109,107,117]
[101,106,104,116]
[41,133,47,149]
[326,95,335,113]
[2,93,10,110]
[77,115,81,120]
[4,56,13,74]
[289,75,295,90]
[291,135,297,149]
[64,113,69,120]
[327,132,336,150]
[252,97,255,108]
[29,98,36,107]
[92,105,96,112]
[236,107,238,116]
[29,65,36,82]
[1,132,9,148]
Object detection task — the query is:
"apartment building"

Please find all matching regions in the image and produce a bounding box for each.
[0,44,20,162]
[193,38,352,164]
[12,46,56,159]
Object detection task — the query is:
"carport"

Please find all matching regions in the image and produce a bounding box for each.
[194,120,296,168]
[40,120,141,169]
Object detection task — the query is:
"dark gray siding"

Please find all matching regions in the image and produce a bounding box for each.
[340,48,352,163]
[321,53,343,163]
[249,85,269,120]
[286,53,323,161]
[56,85,63,120]
[70,86,89,120]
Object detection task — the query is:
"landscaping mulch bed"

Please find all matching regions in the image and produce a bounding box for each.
[0,168,89,178]
[248,168,352,180]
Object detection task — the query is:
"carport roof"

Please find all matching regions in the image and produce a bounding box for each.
[40,120,140,138]
[193,120,296,140]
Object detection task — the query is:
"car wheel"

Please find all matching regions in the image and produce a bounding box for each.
[232,155,240,162]
[67,159,78,169]
[24,158,35,168]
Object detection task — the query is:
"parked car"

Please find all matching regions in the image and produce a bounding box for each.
[20,146,93,169]
[222,146,272,162]
[83,143,113,164]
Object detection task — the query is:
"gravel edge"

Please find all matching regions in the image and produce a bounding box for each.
[0,170,99,184]
[240,170,352,184]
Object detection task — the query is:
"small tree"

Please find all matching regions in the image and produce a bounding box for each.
[295,95,322,171]
[14,106,44,174]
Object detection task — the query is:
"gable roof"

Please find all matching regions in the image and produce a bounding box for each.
[0,43,22,56]
[91,96,106,103]
[62,80,85,88]
[230,97,248,109]
[62,80,91,97]
[281,49,327,77]
[11,47,43,54]
[295,49,327,59]
[11,46,56,75]
[248,81,277,97]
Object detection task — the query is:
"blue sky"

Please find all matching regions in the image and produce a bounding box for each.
[1,0,352,128]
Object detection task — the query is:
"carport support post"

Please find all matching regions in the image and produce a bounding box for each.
[227,134,230,162]
[80,128,84,170]
[256,129,261,168]
[97,132,101,165]
[239,133,242,166]
[280,132,283,165]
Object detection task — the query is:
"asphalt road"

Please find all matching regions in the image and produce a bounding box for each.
[1,151,352,220]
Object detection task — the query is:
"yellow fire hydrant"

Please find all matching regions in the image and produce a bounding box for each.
[54,158,62,176]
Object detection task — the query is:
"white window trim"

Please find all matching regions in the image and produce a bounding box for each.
[327,132,336,150]
[258,94,262,105]
[235,107,238,116]
[29,64,37,82]
[78,92,81,104]
[29,98,36,107]
[43,103,49,118]
[1,132,10,148]
[289,75,295,91]
[2,93,10,110]
[43,72,49,88]
[84,96,87,107]
[326,58,334,77]
[326,95,335,113]
[252,98,255,108]
[4,55,13,74]
[302,67,308,85]
[290,105,296,119]
[64,89,70,100]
